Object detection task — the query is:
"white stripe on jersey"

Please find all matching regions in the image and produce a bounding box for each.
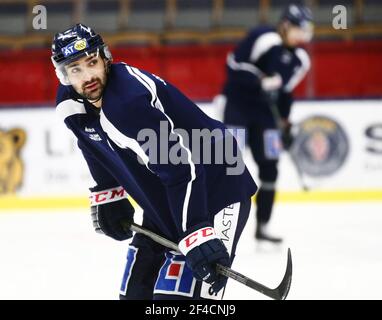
[56,99,86,121]
[249,32,282,62]
[125,65,197,232]
[100,109,152,172]
[125,65,165,112]
[284,48,311,92]
[226,53,264,78]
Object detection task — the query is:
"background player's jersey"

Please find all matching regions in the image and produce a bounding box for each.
[223,26,311,126]
[56,63,257,241]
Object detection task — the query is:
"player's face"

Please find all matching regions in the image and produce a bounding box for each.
[285,23,313,47]
[65,53,107,102]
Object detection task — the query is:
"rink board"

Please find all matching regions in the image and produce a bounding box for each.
[0,100,381,208]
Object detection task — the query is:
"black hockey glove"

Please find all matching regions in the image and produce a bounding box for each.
[90,187,134,241]
[178,223,231,294]
[281,120,294,151]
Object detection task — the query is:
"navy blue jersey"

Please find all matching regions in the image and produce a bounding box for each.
[223,26,310,126]
[56,63,257,242]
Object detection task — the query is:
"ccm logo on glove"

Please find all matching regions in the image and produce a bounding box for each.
[179,227,219,255]
[89,186,128,205]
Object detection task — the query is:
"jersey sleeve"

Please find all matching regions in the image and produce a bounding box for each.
[277,49,310,118]
[77,140,120,192]
[277,91,293,119]
[56,90,121,193]
[226,53,262,87]
[101,81,209,237]
[78,139,134,211]
[227,30,283,88]
[284,48,311,93]
[56,87,133,211]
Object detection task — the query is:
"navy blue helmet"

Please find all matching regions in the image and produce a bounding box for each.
[280,4,313,28]
[51,24,112,85]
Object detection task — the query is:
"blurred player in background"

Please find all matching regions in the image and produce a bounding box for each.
[221,4,313,243]
[51,24,257,300]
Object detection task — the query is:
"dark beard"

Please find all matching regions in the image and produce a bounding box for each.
[81,78,104,102]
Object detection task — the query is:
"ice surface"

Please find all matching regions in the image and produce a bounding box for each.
[0,202,381,300]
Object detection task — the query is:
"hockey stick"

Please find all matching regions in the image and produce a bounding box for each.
[124,221,292,300]
[266,90,310,191]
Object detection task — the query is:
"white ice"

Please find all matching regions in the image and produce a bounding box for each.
[0,202,381,300]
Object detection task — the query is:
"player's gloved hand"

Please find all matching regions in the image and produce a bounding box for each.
[280,120,294,150]
[261,73,282,92]
[178,223,231,294]
[90,187,134,241]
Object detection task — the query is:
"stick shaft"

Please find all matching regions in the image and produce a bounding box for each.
[129,223,179,251]
[267,91,309,191]
[128,222,290,300]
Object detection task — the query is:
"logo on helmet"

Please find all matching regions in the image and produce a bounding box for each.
[74,39,88,51]
[61,38,89,58]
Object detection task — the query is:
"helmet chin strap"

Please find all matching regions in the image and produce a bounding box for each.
[87,94,103,105]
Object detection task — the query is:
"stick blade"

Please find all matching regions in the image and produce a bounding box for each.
[274,248,293,300]
[223,248,293,300]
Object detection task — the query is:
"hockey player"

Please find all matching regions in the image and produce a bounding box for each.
[221,4,313,243]
[52,24,257,300]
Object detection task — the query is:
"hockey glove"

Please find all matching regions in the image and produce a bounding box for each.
[178,223,231,294]
[281,120,294,151]
[261,73,282,92]
[90,187,135,241]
